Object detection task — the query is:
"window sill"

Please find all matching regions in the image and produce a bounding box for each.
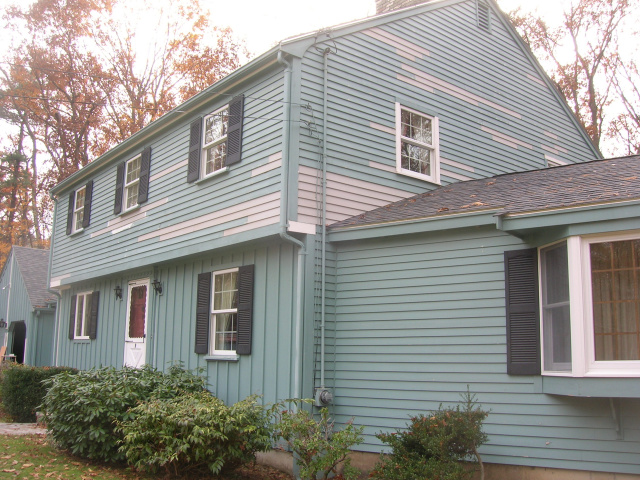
[396,167,440,185]
[542,375,640,398]
[69,229,84,237]
[195,167,229,185]
[204,354,239,362]
[72,339,91,344]
[118,205,141,218]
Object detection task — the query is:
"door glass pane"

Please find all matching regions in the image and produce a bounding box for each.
[128,286,147,339]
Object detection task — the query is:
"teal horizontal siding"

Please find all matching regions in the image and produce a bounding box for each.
[329,226,640,474]
[51,68,285,284]
[296,0,596,225]
[55,240,302,407]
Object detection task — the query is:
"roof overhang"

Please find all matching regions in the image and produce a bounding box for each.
[328,198,640,243]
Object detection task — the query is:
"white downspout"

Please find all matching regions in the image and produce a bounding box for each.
[277,49,307,404]
[47,196,62,366]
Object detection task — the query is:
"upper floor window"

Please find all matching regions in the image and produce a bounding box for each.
[202,106,229,177]
[187,94,245,183]
[124,154,141,211]
[113,147,151,215]
[540,232,640,377]
[66,181,93,235]
[395,103,440,184]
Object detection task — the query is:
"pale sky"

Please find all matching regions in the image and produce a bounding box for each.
[199,0,572,58]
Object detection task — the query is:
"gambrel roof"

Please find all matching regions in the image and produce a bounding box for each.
[330,156,640,229]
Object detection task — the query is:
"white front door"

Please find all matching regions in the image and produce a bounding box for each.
[123,279,149,368]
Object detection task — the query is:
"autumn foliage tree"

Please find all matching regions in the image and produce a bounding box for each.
[507,0,637,155]
[0,0,244,259]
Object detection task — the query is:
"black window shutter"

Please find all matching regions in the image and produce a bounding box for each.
[88,291,100,340]
[82,180,93,228]
[187,119,202,183]
[113,161,125,214]
[137,147,151,204]
[225,94,244,166]
[236,264,254,355]
[66,192,75,235]
[68,295,77,340]
[194,272,211,354]
[504,248,540,375]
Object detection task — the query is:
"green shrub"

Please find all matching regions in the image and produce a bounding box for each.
[273,401,363,480]
[119,392,272,476]
[42,364,206,463]
[370,390,489,480]
[2,364,77,422]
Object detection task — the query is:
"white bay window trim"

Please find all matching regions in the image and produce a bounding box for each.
[540,231,640,377]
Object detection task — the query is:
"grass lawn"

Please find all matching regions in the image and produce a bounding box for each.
[0,435,293,480]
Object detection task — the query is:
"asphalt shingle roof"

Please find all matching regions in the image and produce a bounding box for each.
[11,247,54,309]
[329,156,640,229]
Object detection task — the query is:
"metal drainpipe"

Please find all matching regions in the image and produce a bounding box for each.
[46,197,62,366]
[277,49,307,404]
[320,47,330,393]
[4,247,14,349]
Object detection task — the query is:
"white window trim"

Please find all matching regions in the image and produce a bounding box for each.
[123,154,141,213]
[74,291,92,340]
[540,230,640,378]
[209,267,238,356]
[201,105,229,179]
[395,102,440,184]
[72,186,86,233]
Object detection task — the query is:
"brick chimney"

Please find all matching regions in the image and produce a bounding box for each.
[375,0,429,14]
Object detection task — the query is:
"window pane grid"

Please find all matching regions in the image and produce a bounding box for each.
[591,240,640,361]
[210,270,238,353]
[73,188,85,231]
[202,108,228,176]
[75,293,91,338]
[124,156,141,210]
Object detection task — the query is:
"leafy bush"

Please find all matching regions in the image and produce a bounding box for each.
[273,401,363,480]
[370,390,489,480]
[42,364,206,462]
[119,392,272,476]
[2,364,77,422]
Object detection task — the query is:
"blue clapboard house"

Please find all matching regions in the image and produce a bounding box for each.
[47,0,640,477]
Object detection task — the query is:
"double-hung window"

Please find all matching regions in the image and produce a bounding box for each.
[66,181,93,235]
[72,186,86,233]
[113,147,151,215]
[539,232,640,377]
[210,268,238,354]
[124,155,141,211]
[202,106,229,177]
[73,292,93,340]
[187,94,244,183]
[396,103,440,184]
[194,264,254,357]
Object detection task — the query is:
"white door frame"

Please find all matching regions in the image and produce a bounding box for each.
[123,278,149,368]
